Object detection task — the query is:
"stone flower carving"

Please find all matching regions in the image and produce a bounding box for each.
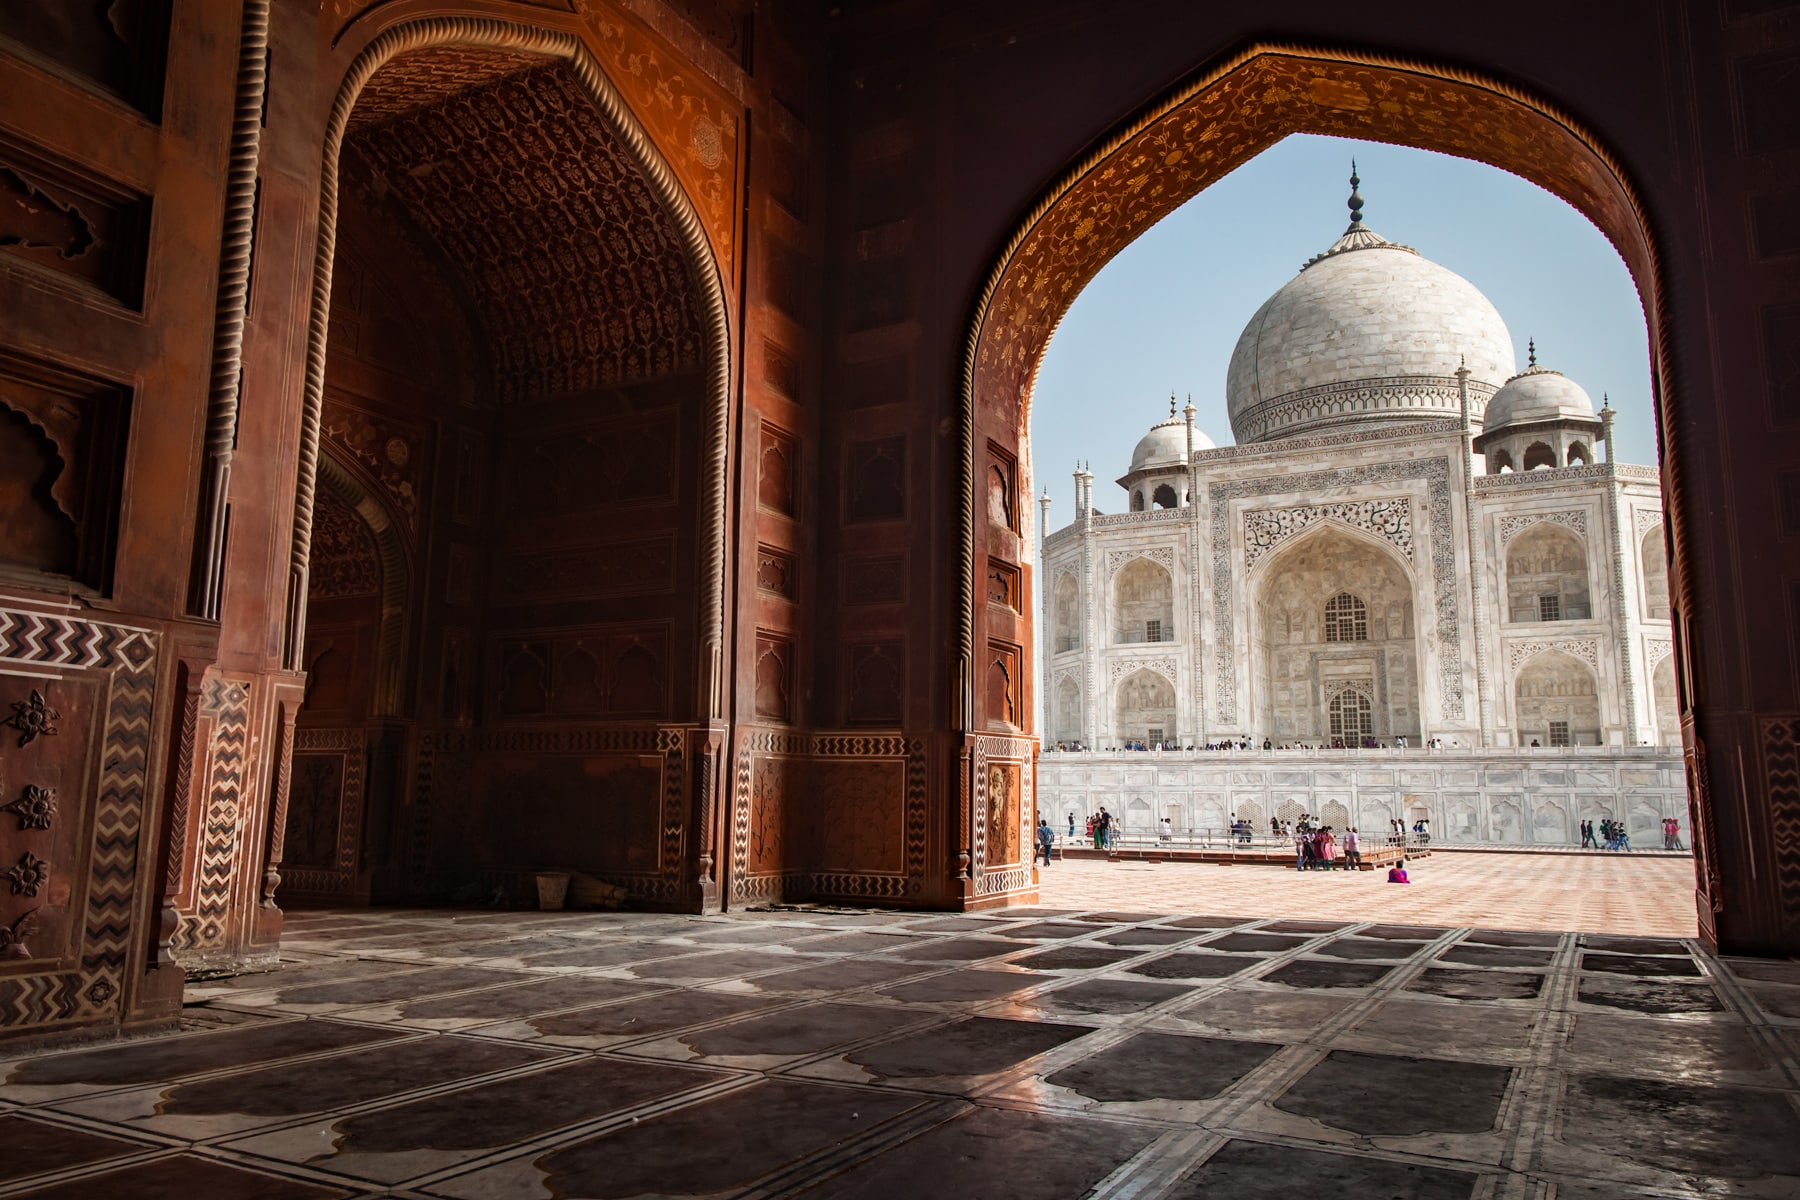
[0,909,39,959]
[5,689,59,746]
[5,852,50,898]
[3,785,56,830]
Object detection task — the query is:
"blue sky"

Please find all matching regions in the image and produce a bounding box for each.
[1030,134,1656,525]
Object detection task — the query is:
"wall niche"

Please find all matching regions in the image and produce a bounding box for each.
[0,352,130,593]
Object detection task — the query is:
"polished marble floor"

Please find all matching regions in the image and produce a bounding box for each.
[1039,851,1700,937]
[0,903,1794,1198]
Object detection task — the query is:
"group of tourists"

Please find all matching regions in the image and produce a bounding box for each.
[1579,818,1633,851]
[1293,824,1363,871]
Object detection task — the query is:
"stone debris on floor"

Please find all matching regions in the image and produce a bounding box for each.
[0,899,1795,1199]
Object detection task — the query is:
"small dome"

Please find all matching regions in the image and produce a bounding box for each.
[1225,168,1515,443]
[1483,344,1596,430]
[1130,404,1215,472]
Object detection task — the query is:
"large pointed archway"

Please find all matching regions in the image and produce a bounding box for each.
[958,43,1714,926]
[268,19,735,915]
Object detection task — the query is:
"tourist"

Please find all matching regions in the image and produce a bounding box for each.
[1036,818,1055,866]
[1344,826,1362,869]
[1388,858,1411,883]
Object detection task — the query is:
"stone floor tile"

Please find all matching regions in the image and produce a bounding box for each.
[1262,959,1394,989]
[1012,946,1141,971]
[793,1105,1160,1199]
[877,968,1051,1004]
[631,1002,933,1067]
[1203,931,1310,953]
[8,1154,352,1199]
[993,921,1099,940]
[1547,1073,1800,1184]
[515,989,777,1047]
[1169,1139,1480,1199]
[222,1056,725,1184]
[1125,952,1264,980]
[0,1018,402,1100]
[1024,977,1193,1015]
[740,958,931,994]
[1043,1031,1281,1103]
[0,1113,155,1184]
[1273,1049,1512,1135]
[56,1035,557,1141]
[1166,989,1356,1040]
[842,1016,1090,1083]
[1334,998,1542,1064]
[1574,974,1725,1015]
[1435,943,1555,968]
[1579,952,1703,977]
[1315,936,1424,961]
[1562,1012,1777,1085]
[1406,968,1545,1002]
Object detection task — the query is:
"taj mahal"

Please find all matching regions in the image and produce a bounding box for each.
[1037,172,1686,845]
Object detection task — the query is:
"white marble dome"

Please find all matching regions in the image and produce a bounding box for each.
[1483,355,1597,430]
[1225,192,1515,444]
[1131,409,1215,472]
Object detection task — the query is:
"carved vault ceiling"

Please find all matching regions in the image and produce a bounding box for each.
[345,53,704,403]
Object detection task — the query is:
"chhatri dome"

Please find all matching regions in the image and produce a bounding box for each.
[1130,394,1215,472]
[1483,339,1597,430]
[1225,166,1516,444]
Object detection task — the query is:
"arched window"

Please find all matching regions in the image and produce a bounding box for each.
[1152,483,1178,509]
[1324,592,1368,642]
[1523,442,1557,471]
[1567,441,1590,466]
[1130,490,1145,512]
[1490,448,1515,473]
[1329,690,1372,740]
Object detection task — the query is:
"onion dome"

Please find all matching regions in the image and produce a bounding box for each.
[1482,339,1598,429]
[1225,164,1515,443]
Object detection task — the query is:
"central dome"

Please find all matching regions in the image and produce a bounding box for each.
[1225,171,1515,444]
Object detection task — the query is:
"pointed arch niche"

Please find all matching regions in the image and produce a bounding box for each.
[280,16,735,914]
[1249,522,1421,744]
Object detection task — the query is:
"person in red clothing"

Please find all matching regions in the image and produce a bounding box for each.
[1387,858,1411,884]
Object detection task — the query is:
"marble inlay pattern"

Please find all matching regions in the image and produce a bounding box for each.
[0,898,1792,1198]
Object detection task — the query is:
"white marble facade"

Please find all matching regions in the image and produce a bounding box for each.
[1039,178,1681,763]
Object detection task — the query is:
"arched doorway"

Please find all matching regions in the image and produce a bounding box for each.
[1513,650,1602,746]
[1250,525,1420,745]
[278,22,732,911]
[1506,523,1591,623]
[1111,556,1175,644]
[1114,667,1176,746]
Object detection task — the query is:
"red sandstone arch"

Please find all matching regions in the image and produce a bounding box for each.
[289,16,734,720]
[957,41,1674,723]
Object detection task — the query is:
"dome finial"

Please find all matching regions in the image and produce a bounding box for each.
[1346,160,1365,231]
[1527,337,1537,368]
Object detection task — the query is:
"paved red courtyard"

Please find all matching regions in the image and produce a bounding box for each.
[1036,850,1700,937]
